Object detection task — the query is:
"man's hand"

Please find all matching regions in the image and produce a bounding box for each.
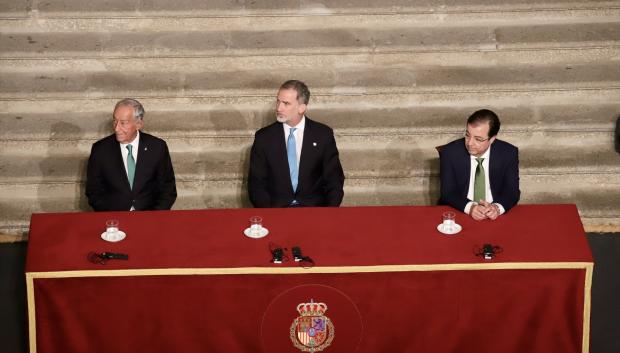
[479,200,500,220]
[469,203,488,221]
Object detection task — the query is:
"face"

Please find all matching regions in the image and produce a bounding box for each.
[464,122,496,157]
[113,105,143,144]
[275,88,306,127]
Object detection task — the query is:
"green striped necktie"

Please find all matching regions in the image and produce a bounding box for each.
[126,144,136,189]
[474,157,485,202]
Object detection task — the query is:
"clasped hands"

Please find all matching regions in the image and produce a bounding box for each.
[470,200,500,221]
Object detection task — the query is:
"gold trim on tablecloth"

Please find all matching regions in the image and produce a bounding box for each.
[26,273,37,353]
[26,261,593,353]
[583,263,594,353]
[26,261,593,278]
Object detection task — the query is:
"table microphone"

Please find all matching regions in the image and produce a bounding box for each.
[475,244,502,260]
[101,252,129,260]
[271,248,284,264]
[292,246,303,262]
[87,251,129,265]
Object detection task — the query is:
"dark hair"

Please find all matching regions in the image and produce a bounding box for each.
[279,80,310,105]
[114,98,145,120]
[467,109,500,138]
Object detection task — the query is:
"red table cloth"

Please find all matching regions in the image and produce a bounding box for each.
[26,204,593,353]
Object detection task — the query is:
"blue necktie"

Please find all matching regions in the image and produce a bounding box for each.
[287,128,298,192]
[126,144,136,189]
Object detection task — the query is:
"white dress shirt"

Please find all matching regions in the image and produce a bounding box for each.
[464,145,506,215]
[119,130,140,175]
[119,131,140,211]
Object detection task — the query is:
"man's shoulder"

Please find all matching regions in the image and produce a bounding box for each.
[305,117,334,134]
[139,131,167,145]
[441,138,466,155]
[254,121,282,139]
[492,139,518,155]
[92,134,117,150]
[139,132,171,159]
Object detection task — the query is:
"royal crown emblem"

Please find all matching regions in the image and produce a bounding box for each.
[290,299,335,352]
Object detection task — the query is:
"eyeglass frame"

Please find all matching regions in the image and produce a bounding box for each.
[464,131,491,143]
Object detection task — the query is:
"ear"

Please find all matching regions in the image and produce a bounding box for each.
[298,104,307,116]
[136,119,144,130]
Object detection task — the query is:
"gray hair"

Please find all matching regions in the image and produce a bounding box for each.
[279,80,310,105]
[114,98,145,120]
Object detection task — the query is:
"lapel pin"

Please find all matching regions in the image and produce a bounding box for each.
[144,147,148,151]
[313,142,317,146]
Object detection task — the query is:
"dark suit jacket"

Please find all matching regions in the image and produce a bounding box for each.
[616,116,620,153]
[248,117,345,207]
[439,138,520,212]
[86,132,177,211]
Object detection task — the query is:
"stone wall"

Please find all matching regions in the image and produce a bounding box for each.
[1,0,619,241]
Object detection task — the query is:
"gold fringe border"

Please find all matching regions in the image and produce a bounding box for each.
[27,262,593,353]
[582,262,594,353]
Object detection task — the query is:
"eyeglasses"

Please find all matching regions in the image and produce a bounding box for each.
[464,132,490,143]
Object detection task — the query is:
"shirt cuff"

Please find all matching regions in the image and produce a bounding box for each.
[493,203,505,215]
[464,201,476,215]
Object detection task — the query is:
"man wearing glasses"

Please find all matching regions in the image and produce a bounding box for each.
[439,109,520,220]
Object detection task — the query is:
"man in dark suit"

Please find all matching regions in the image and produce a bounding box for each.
[249,80,345,207]
[86,98,177,211]
[439,109,519,220]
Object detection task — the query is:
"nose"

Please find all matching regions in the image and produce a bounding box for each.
[276,102,283,112]
[113,121,121,132]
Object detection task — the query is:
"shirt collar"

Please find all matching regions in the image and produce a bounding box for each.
[120,130,140,149]
[285,116,306,132]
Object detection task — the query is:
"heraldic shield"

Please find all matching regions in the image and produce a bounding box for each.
[290,300,335,352]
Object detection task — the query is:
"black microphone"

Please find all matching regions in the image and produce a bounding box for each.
[475,244,502,260]
[271,248,284,264]
[292,246,303,262]
[482,244,495,260]
[101,252,129,260]
[87,251,129,265]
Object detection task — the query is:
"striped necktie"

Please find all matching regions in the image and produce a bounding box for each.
[474,157,485,202]
[126,144,136,189]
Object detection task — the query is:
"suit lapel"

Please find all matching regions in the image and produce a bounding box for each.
[298,119,313,191]
[459,141,471,198]
[132,133,148,193]
[488,142,499,195]
[274,124,294,192]
[110,136,132,192]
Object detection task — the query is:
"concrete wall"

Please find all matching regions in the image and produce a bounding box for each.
[1,0,619,241]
